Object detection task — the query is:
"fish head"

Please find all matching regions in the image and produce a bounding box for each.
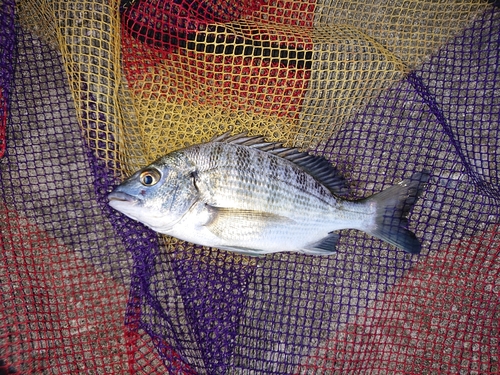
[108,154,199,233]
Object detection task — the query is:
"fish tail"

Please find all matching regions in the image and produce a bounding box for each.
[363,171,430,254]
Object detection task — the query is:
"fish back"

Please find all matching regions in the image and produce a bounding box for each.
[185,141,337,218]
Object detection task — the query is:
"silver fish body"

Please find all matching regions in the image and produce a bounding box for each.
[108,133,429,256]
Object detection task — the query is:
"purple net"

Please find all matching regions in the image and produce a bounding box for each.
[0,0,15,158]
[1,13,137,375]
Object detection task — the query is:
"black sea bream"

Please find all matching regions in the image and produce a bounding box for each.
[108,133,429,256]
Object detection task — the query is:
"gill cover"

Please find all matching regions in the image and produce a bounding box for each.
[109,151,200,233]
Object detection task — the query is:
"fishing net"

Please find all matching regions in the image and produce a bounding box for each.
[1,0,499,373]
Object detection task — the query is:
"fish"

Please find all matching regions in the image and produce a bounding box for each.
[108,133,429,256]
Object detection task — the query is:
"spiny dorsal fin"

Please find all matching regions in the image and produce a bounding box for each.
[210,132,349,197]
[210,132,270,147]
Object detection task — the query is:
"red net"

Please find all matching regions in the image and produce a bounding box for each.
[298,226,500,373]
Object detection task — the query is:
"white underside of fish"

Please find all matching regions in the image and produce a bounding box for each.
[164,198,376,256]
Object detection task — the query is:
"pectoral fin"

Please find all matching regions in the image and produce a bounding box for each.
[206,206,294,241]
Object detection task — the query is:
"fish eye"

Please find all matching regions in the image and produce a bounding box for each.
[139,168,161,186]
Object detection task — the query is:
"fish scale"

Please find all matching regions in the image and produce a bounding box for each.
[192,142,332,218]
[108,133,430,256]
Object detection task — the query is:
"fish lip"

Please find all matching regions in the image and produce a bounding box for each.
[108,191,139,204]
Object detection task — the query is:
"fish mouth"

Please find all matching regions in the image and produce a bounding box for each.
[108,191,139,205]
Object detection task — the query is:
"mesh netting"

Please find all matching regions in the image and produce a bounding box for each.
[1,0,499,374]
[0,0,15,158]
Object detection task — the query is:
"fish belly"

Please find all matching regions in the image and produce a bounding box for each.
[168,203,329,253]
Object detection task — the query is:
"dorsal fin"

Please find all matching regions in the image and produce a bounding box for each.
[210,133,349,197]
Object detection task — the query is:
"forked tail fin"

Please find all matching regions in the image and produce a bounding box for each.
[364,171,430,254]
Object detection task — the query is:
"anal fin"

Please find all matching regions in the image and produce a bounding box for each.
[301,232,339,255]
[216,245,267,257]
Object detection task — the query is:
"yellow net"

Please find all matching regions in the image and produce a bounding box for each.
[16,0,489,174]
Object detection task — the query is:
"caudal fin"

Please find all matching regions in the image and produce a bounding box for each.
[364,171,430,254]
